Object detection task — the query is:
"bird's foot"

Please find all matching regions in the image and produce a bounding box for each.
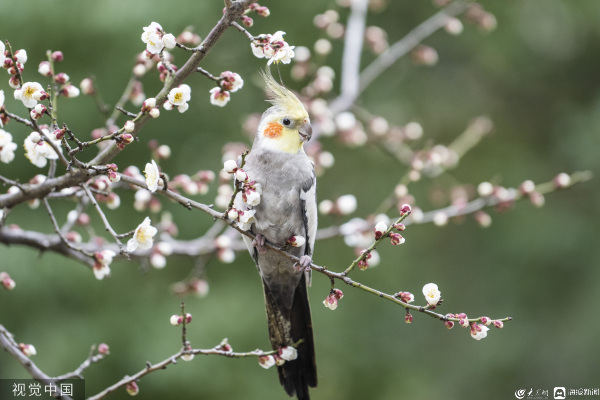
[294,255,312,272]
[252,234,267,254]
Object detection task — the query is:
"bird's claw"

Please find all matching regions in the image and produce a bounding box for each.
[252,234,267,254]
[294,255,312,272]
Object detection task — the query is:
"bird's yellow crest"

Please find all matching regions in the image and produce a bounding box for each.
[261,69,308,120]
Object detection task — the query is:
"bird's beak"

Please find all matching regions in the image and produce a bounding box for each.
[298,122,312,142]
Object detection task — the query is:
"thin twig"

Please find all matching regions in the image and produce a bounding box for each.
[81,183,126,255]
[43,197,94,257]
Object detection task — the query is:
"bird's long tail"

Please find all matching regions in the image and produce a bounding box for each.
[263,277,317,400]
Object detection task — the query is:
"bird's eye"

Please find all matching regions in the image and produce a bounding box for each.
[282,117,291,126]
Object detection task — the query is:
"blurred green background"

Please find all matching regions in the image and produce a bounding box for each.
[1,1,599,399]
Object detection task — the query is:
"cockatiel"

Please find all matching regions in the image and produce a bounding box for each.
[236,70,317,399]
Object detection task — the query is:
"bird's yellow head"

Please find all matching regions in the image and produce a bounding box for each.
[255,70,312,154]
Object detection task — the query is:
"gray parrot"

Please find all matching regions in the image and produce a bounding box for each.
[235,70,317,399]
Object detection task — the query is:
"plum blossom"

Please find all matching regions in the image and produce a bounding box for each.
[237,209,256,231]
[251,31,296,65]
[422,283,441,306]
[0,42,5,66]
[323,288,343,310]
[24,130,62,168]
[93,250,115,280]
[166,84,191,112]
[470,324,490,340]
[0,129,18,164]
[144,160,160,192]
[19,343,36,357]
[219,71,244,92]
[14,82,46,108]
[209,87,230,107]
[141,22,165,54]
[279,346,298,361]
[127,217,158,252]
[259,355,276,369]
[287,235,305,248]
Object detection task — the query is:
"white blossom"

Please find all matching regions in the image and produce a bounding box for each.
[141,22,165,54]
[244,189,261,207]
[209,87,230,107]
[127,217,158,252]
[0,129,17,164]
[167,84,191,106]
[15,82,45,108]
[14,49,27,64]
[223,159,238,173]
[279,346,298,361]
[259,355,276,369]
[0,42,5,66]
[24,130,62,168]
[144,160,160,192]
[471,324,490,341]
[162,33,177,49]
[422,283,441,306]
[238,210,256,231]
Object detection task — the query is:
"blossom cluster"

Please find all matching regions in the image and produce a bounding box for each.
[323,288,344,310]
[209,71,244,107]
[223,159,262,231]
[141,22,177,55]
[258,346,298,370]
[23,127,62,168]
[236,2,270,28]
[251,31,295,65]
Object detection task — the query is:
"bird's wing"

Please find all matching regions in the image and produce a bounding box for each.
[300,166,317,285]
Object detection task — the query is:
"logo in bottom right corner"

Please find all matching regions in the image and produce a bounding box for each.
[554,387,566,399]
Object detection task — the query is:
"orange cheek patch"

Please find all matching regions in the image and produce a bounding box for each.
[264,122,283,138]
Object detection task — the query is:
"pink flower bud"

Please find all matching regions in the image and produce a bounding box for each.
[51,51,64,62]
[554,172,570,188]
[53,128,66,140]
[444,320,455,329]
[400,204,412,215]
[98,343,110,354]
[9,75,20,89]
[76,213,90,226]
[185,313,192,324]
[54,72,69,84]
[396,291,414,303]
[120,133,134,144]
[1,272,16,290]
[405,312,413,324]
[255,6,270,17]
[19,343,37,357]
[480,316,492,325]
[519,180,535,195]
[357,250,371,271]
[170,315,182,326]
[492,320,504,329]
[394,223,406,231]
[332,288,343,300]
[241,15,254,27]
[374,221,387,240]
[389,232,405,245]
[126,381,139,396]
